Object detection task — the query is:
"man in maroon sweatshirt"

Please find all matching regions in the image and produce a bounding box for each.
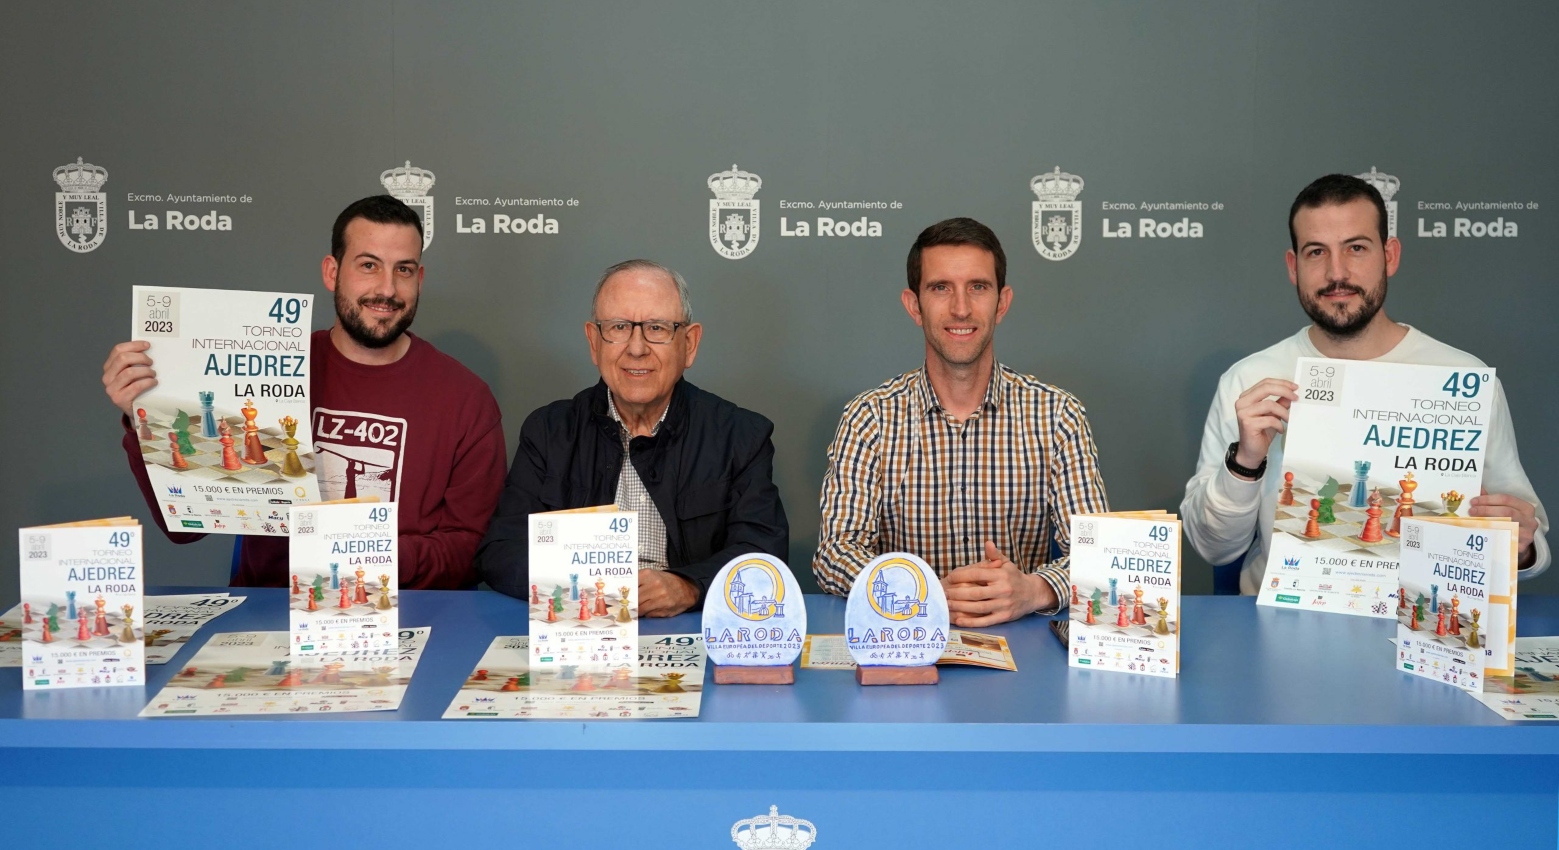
[101,195,507,589]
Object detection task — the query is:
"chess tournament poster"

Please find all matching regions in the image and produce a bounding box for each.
[141,593,243,665]
[1396,516,1518,695]
[443,634,705,720]
[19,521,145,690]
[1258,358,1492,618]
[288,501,398,658]
[130,286,321,536]
[1473,638,1559,721]
[140,627,429,717]
[528,507,638,669]
[1067,513,1181,678]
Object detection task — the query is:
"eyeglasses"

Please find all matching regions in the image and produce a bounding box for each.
[592,319,687,345]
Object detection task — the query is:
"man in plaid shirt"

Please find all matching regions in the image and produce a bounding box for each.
[812,218,1110,626]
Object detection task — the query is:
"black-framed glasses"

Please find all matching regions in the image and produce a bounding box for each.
[592,319,687,344]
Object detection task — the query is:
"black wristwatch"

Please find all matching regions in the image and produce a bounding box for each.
[1224,441,1267,480]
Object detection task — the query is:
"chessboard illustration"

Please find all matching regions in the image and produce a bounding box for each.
[290,565,396,626]
[1397,577,1482,655]
[1273,465,1462,562]
[134,395,314,488]
[529,575,634,628]
[460,663,701,699]
[18,592,140,649]
[163,656,407,693]
[1071,580,1177,639]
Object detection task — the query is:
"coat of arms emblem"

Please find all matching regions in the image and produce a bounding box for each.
[708,164,761,260]
[1030,166,1084,261]
[380,161,435,251]
[54,157,108,253]
[1355,167,1400,238]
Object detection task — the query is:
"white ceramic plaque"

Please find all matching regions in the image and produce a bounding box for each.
[701,553,806,667]
[844,552,949,667]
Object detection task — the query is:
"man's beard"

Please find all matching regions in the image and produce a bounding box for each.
[1298,274,1387,338]
[335,285,417,349]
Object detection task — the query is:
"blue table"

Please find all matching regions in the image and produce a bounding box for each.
[3,588,1556,849]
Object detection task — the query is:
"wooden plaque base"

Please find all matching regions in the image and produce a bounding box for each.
[712,664,796,685]
[855,665,939,686]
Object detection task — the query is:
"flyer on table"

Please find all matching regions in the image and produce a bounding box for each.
[1067,512,1181,678]
[1474,638,1559,721]
[289,500,398,658]
[528,507,638,668]
[140,627,429,717]
[19,519,144,690]
[800,631,1018,671]
[1258,358,1492,617]
[131,286,320,536]
[443,634,705,719]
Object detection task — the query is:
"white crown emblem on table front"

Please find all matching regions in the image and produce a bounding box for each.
[731,805,817,849]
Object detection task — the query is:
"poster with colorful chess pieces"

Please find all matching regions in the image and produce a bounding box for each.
[800,631,1018,671]
[289,501,398,659]
[131,286,321,536]
[1395,516,1518,695]
[1067,512,1181,678]
[1472,638,1559,721]
[140,593,244,665]
[528,506,638,669]
[843,552,949,667]
[18,518,144,690]
[139,627,430,717]
[443,634,706,720]
[1258,359,1493,618]
[701,553,806,667]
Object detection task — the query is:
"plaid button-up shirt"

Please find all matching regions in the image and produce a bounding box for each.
[812,364,1109,614]
[607,389,669,571]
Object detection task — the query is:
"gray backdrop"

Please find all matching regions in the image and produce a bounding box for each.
[2,1,1555,603]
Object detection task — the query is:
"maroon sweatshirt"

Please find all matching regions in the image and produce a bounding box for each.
[124,330,507,589]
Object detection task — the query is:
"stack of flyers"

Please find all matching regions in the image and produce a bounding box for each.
[18,518,144,690]
[141,593,245,664]
[1395,515,1518,695]
[1067,511,1180,678]
[444,635,705,720]
[1474,638,1559,721]
[289,500,398,659]
[529,506,637,669]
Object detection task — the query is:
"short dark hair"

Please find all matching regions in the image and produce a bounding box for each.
[331,195,424,262]
[906,217,1007,293]
[1288,174,1388,252]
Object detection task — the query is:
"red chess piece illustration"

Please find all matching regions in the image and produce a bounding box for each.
[354,569,369,604]
[306,590,319,612]
[570,672,596,692]
[137,408,155,441]
[1435,609,1447,636]
[218,421,243,471]
[1449,597,1462,635]
[277,669,302,687]
[206,673,227,689]
[241,399,268,465]
[501,677,521,692]
[594,583,610,617]
[1132,598,1147,626]
[168,432,190,469]
[1385,472,1417,538]
[473,669,489,681]
[1084,603,1096,625]
[1303,499,1322,539]
[1071,584,1079,605]
[531,585,540,604]
[22,603,31,625]
[76,612,91,641]
[1278,471,1295,506]
[291,575,301,595]
[578,595,591,621]
[1410,604,1421,630]
[39,616,53,643]
[1398,586,1407,611]
[179,666,197,678]
[93,611,111,637]
[338,585,352,609]
[545,602,557,623]
[1359,489,1385,543]
[1116,603,1130,628]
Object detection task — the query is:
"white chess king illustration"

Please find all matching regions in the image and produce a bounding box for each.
[708,164,762,260]
[1354,166,1400,238]
[731,806,816,849]
[1030,166,1084,261]
[54,156,108,253]
[380,161,436,250]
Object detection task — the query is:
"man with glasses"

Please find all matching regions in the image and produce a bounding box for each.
[476,259,788,616]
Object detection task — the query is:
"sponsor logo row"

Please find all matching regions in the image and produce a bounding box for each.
[54,158,1533,257]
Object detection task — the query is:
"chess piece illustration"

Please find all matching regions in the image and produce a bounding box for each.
[277,669,303,688]
[1350,461,1371,508]
[330,563,341,590]
[617,587,632,622]
[338,585,352,609]
[1116,601,1130,628]
[76,611,91,641]
[21,603,31,625]
[168,432,190,469]
[559,665,577,680]
[178,666,197,678]
[1108,577,1118,607]
[607,668,634,690]
[47,603,60,634]
[1435,609,1447,636]
[136,408,155,440]
[312,575,325,601]
[1303,499,1322,539]
[1278,471,1295,506]
[241,399,267,465]
[266,660,289,676]
[1398,586,1407,611]
[1441,490,1464,516]
[1090,588,1103,618]
[501,677,521,692]
[66,591,77,621]
[1386,472,1417,537]
[1409,603,1421,630]
[217,421,243,471]
[545,599,558,622]
[354,568,369,604]
[1154,599,1172,635]
[172,410,198,456]
[278,416,306,478]
[93,596,110,636]
[570,672,597,692]
[144,628,172,646]
[594,584,610,617]
[377,575,393,610]
[1431,584,1439,614]
[306,589,319,612]
[291,575,301,595]
[1465,609,1482,648]
[1071,584,1079,605]
[1449,596,1462,636]
[120,604,136,642]
[1359,489,1384,543]
[1084,602,1096,625]
[570,573,580,600]
[530,584,540,605]
[578,595,590,621]
[198,391,219,438]
[39,615,53,643]
[654,673,687,693]
[472,669,489,681]
[206,673,228,689]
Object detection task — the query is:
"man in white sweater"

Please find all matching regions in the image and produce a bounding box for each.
[1182,174,1549,595]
